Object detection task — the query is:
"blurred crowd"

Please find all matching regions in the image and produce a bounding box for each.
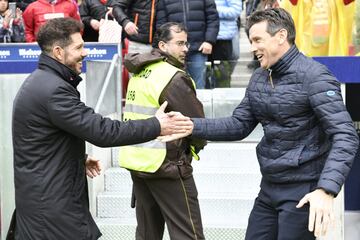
[0,0,359,87]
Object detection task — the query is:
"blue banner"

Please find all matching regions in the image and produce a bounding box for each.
[313,56,360,84]
[0,43,119,73]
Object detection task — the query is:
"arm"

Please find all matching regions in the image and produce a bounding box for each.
[110,0,131,28]
[11,8,25,42]
[192,89,258,141]
[217,0,242,20]
[155,0,167,30]
[308,68,359,195]
[297,66,359,238]
[47,86,161,147]
[70,3,81,22]
[22,6,35,42]
[160,72,207,151]
[79,0,92,27]
[0,10,11,40]
[204,0,219,45]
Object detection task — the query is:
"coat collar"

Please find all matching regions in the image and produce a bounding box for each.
[38,53,82,88]
[269,45,300,74]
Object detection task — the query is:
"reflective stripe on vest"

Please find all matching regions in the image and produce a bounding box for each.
[119,61,181,173]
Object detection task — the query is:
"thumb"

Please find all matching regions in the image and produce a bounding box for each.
[296,194,309,208]
[158,101,168,113]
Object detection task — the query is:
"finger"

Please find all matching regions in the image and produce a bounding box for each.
[321,213,330,236]
[166,111,181,117]
[86,169,94,178]
[96,162,102,173]
[91,168,99,177]
[314,210,323,237]
[308,206,315,232]
[296,195,309,208]
[158,101,168,112]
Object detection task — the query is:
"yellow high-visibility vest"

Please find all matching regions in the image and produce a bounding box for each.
[119,60,196,172]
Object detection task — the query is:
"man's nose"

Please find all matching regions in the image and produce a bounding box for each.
[82,48,88,57]
[250,43,257,53]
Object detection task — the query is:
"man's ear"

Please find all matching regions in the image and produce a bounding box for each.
[52,46,64,62]
[278,29,288,45]
[158,41,167,52]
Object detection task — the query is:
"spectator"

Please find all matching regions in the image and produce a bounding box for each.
[120,22,206,240]
[109,0,158,54]
[79,0,111,42]
[0,0,25,42]
[22,0,81,42]
[156,0,219,89]
[208,0,241,87]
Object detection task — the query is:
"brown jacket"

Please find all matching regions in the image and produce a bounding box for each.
[124,48,207,179]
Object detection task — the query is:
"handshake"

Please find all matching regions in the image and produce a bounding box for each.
[155,101,194,142]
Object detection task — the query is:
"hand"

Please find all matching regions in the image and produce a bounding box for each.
[15,8,22,22]
[155,101,193,136]
[90,19,101,31]
[296,189,335,237]
[85,156,102,178]
[157,131,193,142]
[198,42,213,55]
[3,9,12,24]
[124,21,138,35]
[106,7,113,17]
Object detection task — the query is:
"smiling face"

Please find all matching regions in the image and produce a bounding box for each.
[58,33,87,74]
[249,21,289,69]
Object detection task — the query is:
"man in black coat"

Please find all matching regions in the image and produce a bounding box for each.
[160,8,359,240]
[11,17,192,240]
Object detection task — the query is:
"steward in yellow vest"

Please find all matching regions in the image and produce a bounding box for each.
[120,48,206,178]
[119,22,207,239]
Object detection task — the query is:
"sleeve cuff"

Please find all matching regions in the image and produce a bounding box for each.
[317,179,341,197]
[148,116,161,137]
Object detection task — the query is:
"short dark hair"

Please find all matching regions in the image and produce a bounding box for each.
[152,22,187,48]
[246,8,296,45]
[37,18,83,54]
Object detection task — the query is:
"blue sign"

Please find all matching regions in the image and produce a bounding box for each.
[313,56,360,83]
[0,43,120,73]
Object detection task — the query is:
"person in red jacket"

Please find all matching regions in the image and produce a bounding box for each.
[22,0,80,42]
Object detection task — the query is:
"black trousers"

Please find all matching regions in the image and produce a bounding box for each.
[245,179,317,240]
[131,171,204,240]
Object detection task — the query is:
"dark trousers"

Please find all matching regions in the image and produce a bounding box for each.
[245,179,317,240]
[131,172,204,240]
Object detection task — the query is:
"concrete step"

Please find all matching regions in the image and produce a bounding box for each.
[104,167,261,194]
[233,59,255,75]
[239,51,253,60]
[196,142,259,169]
[230,73,252,87]
[97,192,255,223]
[96,218,247,240]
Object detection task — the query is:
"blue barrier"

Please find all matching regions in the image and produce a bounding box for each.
[313,56,360,83]
[1,45,359,83]
[0,43,119,73]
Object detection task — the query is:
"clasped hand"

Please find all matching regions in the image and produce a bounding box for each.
[155,102,193,141]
